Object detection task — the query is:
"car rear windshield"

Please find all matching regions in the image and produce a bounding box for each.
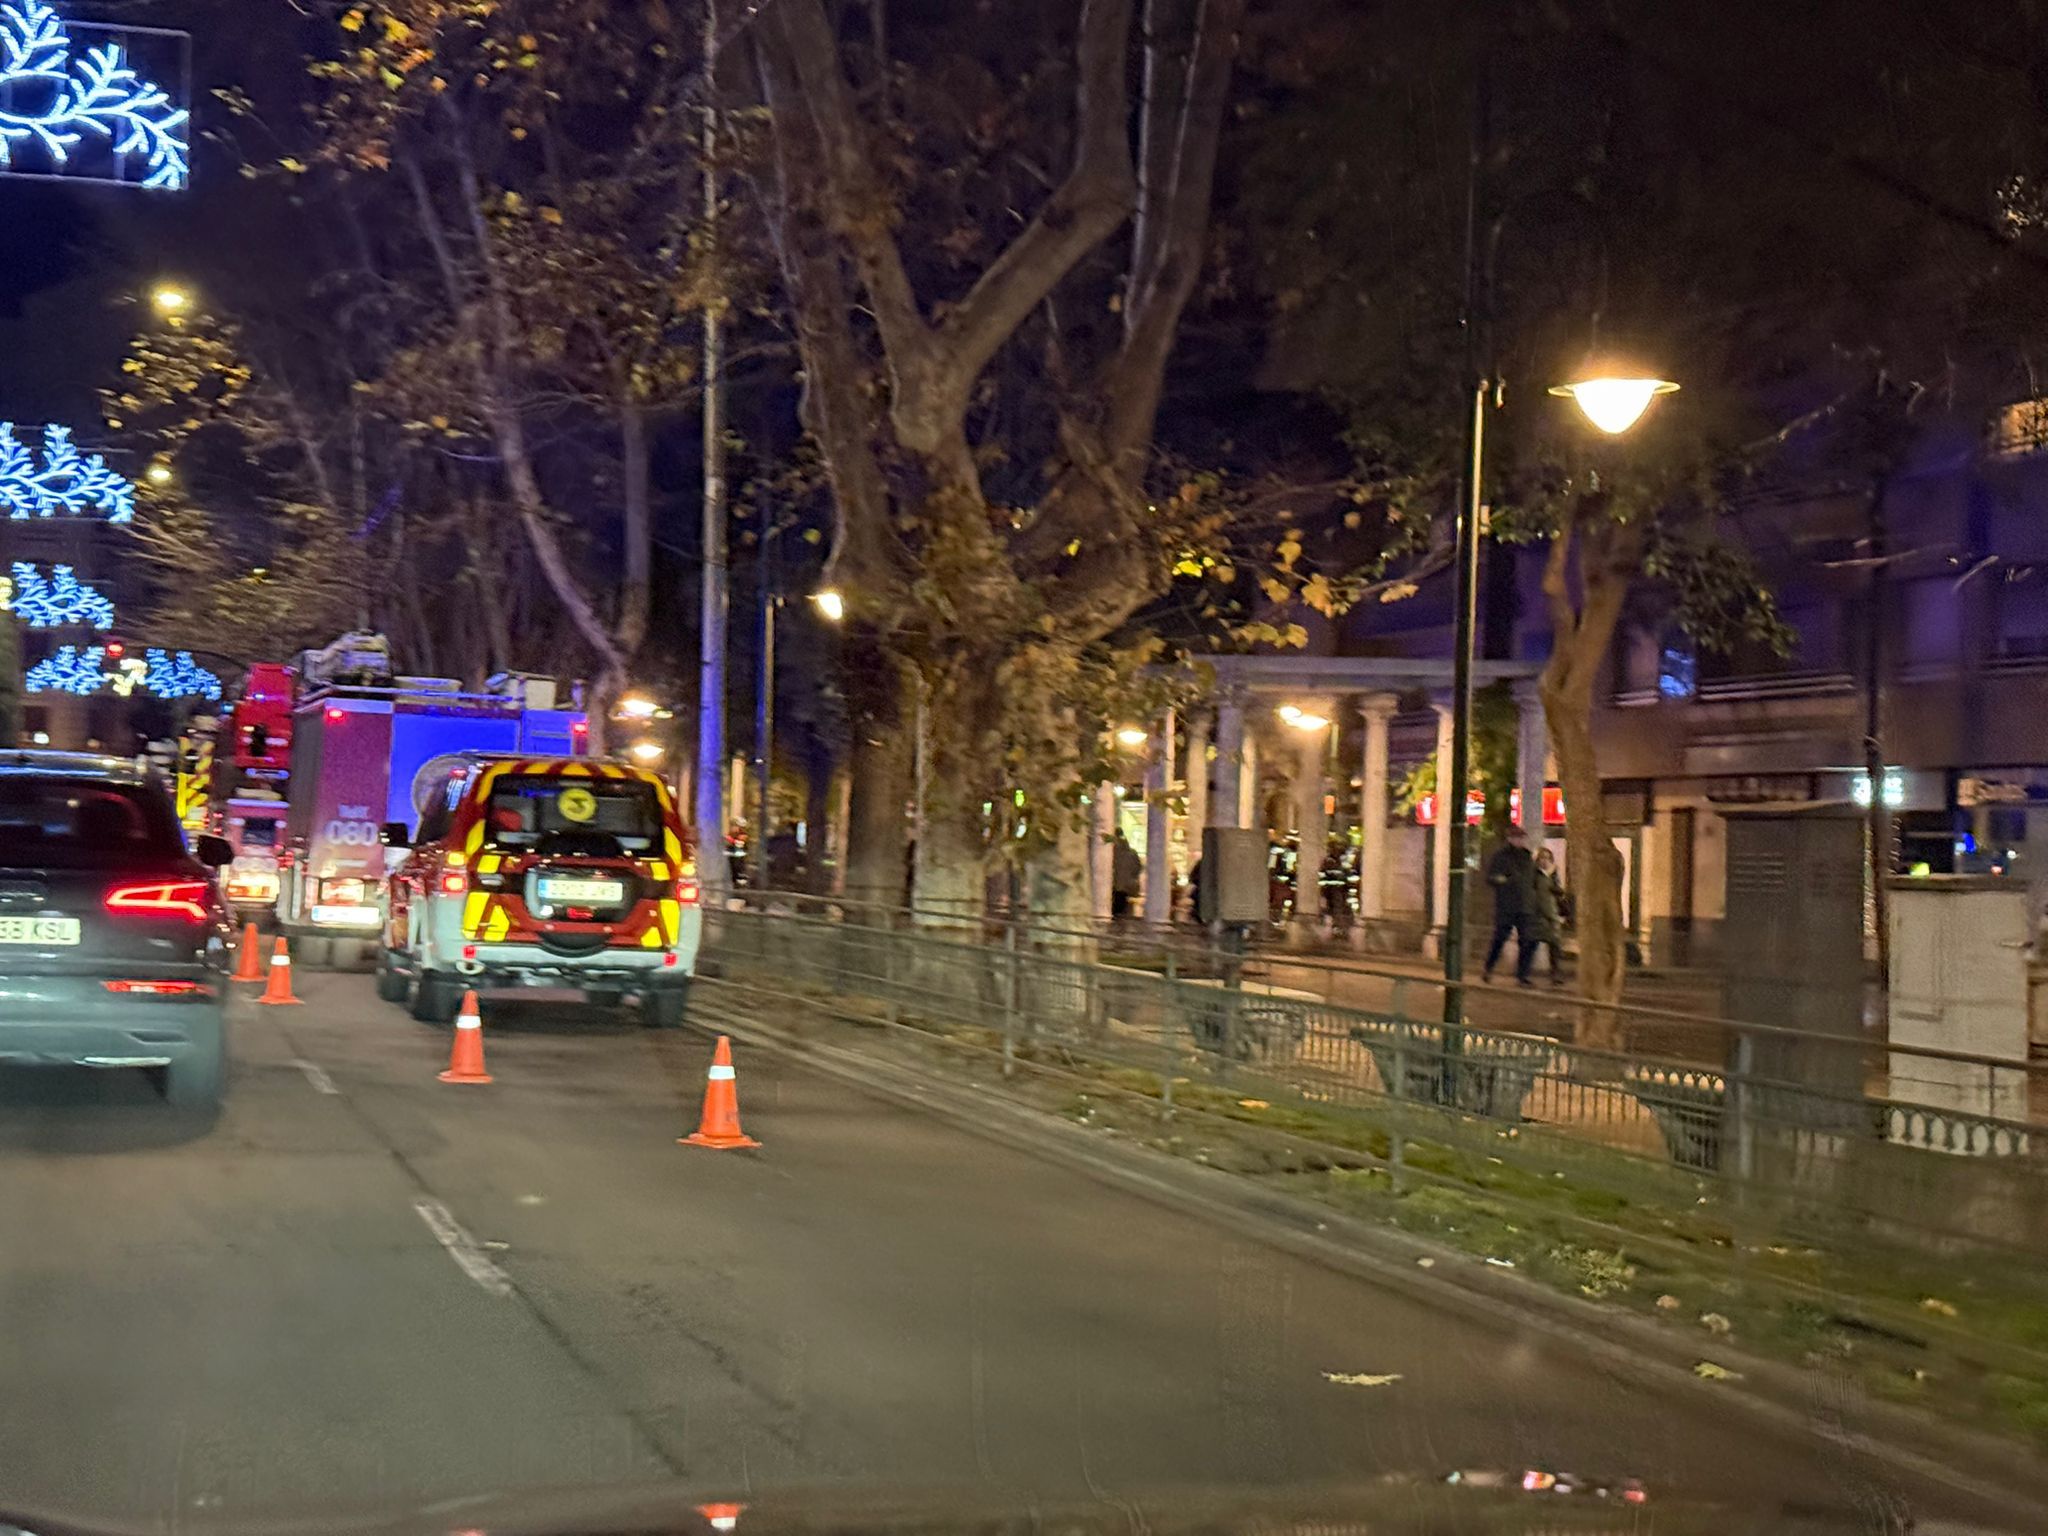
[240,817,279,849]
[480,775,663,855]
[0,777,185,869]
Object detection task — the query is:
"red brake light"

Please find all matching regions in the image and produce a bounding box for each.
[677,878,700,906]
[439,871,467,896]
[104,880,211,924]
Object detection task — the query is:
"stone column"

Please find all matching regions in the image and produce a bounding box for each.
[1090,783,1116,919]
[1291,720,1329,940]
[1185,709,1211,864]
[1240,732,1261,829]
[1356,693,1399,926]
[1143,707,1175,925]
[1429,698,1455,951]
[1515,678,1549,860]
[1212,691,1245,828]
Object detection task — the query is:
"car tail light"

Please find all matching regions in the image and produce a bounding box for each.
[439,871,467,896]
[105,880,211,924]
[103,979,209,996]
[676,877,700,906]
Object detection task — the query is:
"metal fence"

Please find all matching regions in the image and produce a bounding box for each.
[702,889,2048,1275]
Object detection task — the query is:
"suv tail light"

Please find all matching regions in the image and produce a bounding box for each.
[105,880,211,924]
[439,870,467,896]
[677,877,700,906]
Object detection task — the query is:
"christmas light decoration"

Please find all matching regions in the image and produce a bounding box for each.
[0,424,136,521]
[143,647,220,700]
[8,562,114,629]
[25,644,219,699]
[0,2,189,189]
[26,645,109,695]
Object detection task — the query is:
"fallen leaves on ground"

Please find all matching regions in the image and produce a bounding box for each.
[1322,1371,1403,1388]
[1694,1361,1742,1381]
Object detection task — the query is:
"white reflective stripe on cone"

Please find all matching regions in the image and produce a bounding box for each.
[272,954,290,964]
[707,1064,735,1080]
[456,1016,481,1030]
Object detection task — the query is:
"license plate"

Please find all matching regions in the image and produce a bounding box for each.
[0,917,80,945]
[539,877,625,905]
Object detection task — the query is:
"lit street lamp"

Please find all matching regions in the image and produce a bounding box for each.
[1115,726,1149,748]
[151,284,191,316]
[1548,372,1680,435]
[145,462,174,486]
[811,587,845,623]
[1277,704,1331,733]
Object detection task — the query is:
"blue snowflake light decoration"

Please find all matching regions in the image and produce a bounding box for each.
[0,424,136,521]
[25,644,107,695]
[143,647,220,701]
[9,562,114,629]
[0,1,189,189]
[25,644,219,700]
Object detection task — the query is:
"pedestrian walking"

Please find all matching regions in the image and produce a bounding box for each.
[1481,825,1538,985]
[1528,846,1569,986]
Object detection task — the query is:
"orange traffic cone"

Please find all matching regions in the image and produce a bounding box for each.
[256,936,303,1006]
[681,1035,759,1149]
[231,923,263,983]
[438,990,493,1084]
[698,1505,745,1534]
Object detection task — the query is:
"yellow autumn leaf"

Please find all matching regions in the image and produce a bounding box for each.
[1064,538,1081,556]
[1281,624,1308,648]
[382,17,412,42]
[1211,563,1235,582]
[540,205,564,225]
[278,156,308,174]
[339,7,365,32]
[1258,576,1290,604]
[1172,557,1203,577]
[1301,573,1335,615]
[1276,532,1303,567]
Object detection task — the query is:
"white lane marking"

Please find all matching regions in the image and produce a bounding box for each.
[412,1199,514,1297]
[1322,1371,1403,1388]
[292,1058,339,1095]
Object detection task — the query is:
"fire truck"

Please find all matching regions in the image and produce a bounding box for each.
[222,635,588,962]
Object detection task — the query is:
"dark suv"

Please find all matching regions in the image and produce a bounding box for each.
[0,752,234,1109]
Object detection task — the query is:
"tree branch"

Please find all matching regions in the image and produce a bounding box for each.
[1103,0,1245,461]
[928,0,1139,403]
[763,0,934,390]
[752,26,910,614]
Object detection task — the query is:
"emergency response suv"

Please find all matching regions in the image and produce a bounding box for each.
[377,755,699,1025]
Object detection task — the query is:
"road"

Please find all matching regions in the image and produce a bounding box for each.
[0,970,1998,1531]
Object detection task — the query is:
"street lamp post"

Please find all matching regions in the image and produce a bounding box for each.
[1439,82,1677,1024]
[752,525,781,893]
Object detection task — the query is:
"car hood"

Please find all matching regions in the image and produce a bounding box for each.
[0,1478,2026,1536]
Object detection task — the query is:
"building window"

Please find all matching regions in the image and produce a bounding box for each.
[1989,397,2048,457]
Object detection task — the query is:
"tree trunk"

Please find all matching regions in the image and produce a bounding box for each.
[617,397,652,658]
[1536,517,1640,1059]
[1026,816,1098,1023]
[805,750,835,895]
[843,634,913,917]
[1542,654,1626,1054]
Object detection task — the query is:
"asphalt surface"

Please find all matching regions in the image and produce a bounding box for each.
[0,971,2003,1531]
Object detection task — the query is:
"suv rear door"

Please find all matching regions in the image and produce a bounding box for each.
[0,776,220,975]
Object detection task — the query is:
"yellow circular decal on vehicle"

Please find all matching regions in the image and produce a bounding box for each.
[556,785,599,824]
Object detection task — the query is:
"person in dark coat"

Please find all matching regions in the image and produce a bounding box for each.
[1481,824,1538,985]
[1528,846,1568,986]
[1110,830,1143,919]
